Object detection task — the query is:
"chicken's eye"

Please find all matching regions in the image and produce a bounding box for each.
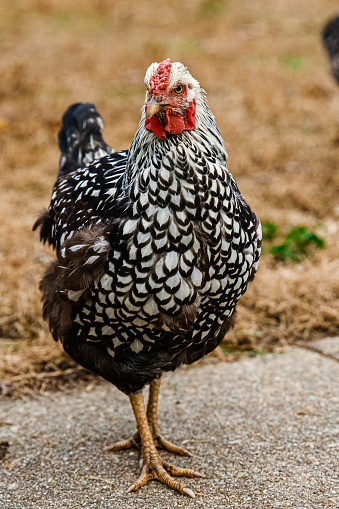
[174,85,184,95]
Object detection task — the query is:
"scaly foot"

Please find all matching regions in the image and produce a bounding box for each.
[104,432,140,453]
[106,381,203,496]
[127,446,204,498]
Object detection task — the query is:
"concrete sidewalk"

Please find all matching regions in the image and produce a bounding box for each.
[1,339,338,509]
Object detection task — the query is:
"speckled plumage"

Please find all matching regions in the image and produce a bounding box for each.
[34,63,261,395]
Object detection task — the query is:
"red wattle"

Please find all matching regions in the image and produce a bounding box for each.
[165,110,185,135]
[144,100,196,140]
[145,113,167,140]
[184,99,196,130]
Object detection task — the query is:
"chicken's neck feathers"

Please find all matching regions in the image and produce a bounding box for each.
[123,100,228,189]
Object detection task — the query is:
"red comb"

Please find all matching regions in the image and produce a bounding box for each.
[149,58,172,94]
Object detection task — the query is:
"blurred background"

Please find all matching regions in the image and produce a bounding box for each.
[0,0,338,394]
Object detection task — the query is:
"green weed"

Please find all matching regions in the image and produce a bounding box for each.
[281,54,305,71]
[199,1,228,15]
[261,221,278,241]
[178,39,202,54]
[270,226,325,262]
[261,222,325,262]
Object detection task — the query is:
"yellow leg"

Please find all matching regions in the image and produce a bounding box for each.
[126,391,202,497]
[105,378,191,456]
[146,378,192,456]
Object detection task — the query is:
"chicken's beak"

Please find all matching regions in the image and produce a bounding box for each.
[146,96,161,119]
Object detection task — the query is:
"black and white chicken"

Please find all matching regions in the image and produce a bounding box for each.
[34,59,262,497]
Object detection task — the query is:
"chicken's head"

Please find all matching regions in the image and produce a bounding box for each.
[144,59,200,140]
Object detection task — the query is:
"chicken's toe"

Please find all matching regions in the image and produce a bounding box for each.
[162,459,205,478]
[154,433,192,456]
[104,432,140,452]
[127,454,197,497]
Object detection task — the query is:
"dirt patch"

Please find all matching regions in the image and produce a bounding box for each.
[0,0,338,395]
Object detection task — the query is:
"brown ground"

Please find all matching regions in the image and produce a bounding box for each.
[0,0,338,395]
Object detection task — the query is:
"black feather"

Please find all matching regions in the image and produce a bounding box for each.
[322,16,339,83]
[58,102,114,176]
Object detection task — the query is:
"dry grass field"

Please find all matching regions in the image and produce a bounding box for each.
[0,0,338,394]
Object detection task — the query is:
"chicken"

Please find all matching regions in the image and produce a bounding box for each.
[34,59,262,498]
[322,15,339,83]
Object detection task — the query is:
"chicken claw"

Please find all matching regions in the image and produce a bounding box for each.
[123,391,202,497]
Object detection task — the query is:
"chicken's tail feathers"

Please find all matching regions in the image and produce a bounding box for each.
[322,16,339,84]
[58,103,114,177]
